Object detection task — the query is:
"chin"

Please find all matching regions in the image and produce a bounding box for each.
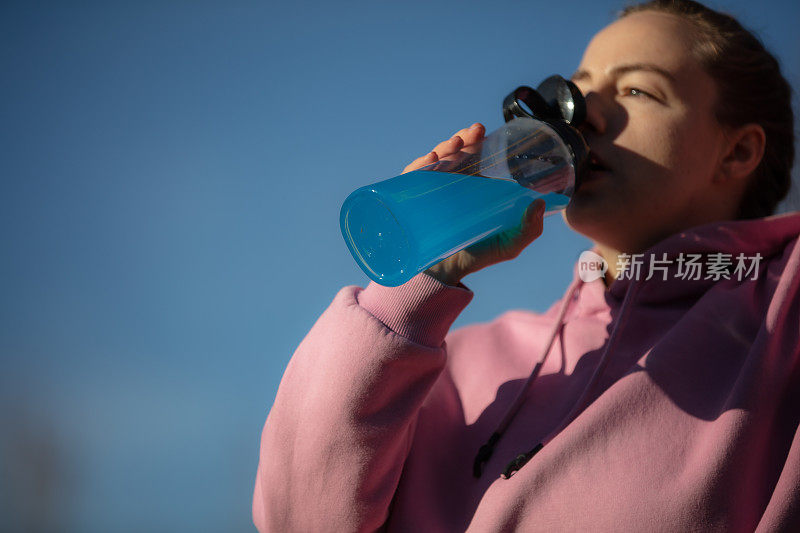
[563,192,601,235]
[562,196,626,250]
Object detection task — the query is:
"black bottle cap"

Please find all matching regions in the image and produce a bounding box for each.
[502,86,558,123]
[502,78,590,190]
[536,75,586,126]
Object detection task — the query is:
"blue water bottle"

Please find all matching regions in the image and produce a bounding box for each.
[340,75,589,287]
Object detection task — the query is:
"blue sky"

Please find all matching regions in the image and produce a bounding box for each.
[1,0,798,530]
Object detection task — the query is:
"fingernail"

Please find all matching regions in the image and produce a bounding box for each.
[470,123,482,130]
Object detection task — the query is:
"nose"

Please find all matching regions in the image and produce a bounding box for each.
[578,91,607,137]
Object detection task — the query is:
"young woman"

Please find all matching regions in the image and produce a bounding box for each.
[253,1,799,530]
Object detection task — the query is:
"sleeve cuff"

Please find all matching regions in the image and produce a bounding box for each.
[355,271,474,347]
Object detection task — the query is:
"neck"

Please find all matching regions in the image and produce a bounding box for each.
[594,243,622,289]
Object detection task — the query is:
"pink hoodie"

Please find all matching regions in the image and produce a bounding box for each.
[253,212,800,532]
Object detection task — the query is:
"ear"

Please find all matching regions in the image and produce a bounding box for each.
[714,123,766,184]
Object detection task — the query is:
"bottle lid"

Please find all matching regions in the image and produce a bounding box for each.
[536,75,586,126]
[544,118,589,188]
[502,76,590,189]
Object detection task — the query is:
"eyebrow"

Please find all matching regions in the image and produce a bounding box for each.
[571,63,677,83]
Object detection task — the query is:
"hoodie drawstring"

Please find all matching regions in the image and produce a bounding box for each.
[473,276,582,478]
[473,276,641,479]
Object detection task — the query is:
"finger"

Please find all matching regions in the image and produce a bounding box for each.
[451,123,478,141]
[457,123,486,146]
[432,135,464,159]
[402,151,438,174]
[460,143,481,156]
[517,199,546,247]
[452,123,485,142]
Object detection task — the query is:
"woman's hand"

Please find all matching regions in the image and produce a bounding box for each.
[402,123,546,286]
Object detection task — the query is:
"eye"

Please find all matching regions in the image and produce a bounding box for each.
[625,87,654,99]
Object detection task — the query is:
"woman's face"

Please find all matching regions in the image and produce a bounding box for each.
[563,11,733,253]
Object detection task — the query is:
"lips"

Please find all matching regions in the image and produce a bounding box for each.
[576,150,612,191]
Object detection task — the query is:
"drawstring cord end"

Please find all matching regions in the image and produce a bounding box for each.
[472,432,501,478]
[500,443,544,479]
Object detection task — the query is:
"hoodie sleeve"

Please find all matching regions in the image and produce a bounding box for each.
[252,272,473,532]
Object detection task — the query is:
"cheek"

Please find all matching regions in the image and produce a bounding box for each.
[603,116,697,225]
[657,102,720,172]
[623,111,707,196]
[681,116,721,176]
[623,111,682,169]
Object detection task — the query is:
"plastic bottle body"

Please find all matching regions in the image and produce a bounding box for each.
[340,117,577,286]
[341,170,569,286]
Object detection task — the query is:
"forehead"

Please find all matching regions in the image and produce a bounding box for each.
[579,11,700,76]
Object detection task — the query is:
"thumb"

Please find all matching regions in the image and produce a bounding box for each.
[520,199,546,244]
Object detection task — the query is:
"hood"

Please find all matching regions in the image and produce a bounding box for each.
[602,210,800,303]
[473,210,800,479]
